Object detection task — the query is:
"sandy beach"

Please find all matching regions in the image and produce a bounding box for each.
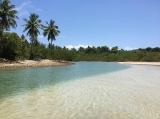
[118,62,160,66]
[0,59,72,68]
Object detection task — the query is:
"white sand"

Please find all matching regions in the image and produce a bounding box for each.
[118,62,160,66]
[0,65,160,119]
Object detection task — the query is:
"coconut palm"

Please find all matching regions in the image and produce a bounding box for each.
[0,0,18,30]
[0,0,18,56]
[43,19,60,58]
[22,13,42,59]
[21,34,25,41]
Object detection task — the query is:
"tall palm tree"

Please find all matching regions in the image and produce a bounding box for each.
[0,0,18,56]
[22,13,42,59]
[43,19,60,58]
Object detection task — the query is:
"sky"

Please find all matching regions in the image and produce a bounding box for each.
[10,0,160,50]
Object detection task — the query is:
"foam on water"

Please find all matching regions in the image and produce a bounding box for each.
[0,64,160,119]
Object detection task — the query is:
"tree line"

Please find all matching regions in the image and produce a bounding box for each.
[0,0,160,62]
[73,46,160,62]
[1,32,160,62]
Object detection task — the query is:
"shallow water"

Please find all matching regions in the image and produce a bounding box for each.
[0,63,160,119]
[0,62,129,100]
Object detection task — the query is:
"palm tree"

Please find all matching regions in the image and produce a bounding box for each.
[22,13,42,59]
[43,19,60,58]
[0,0,18,56]
[21,34,25,41]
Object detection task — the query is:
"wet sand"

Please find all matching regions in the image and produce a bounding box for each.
[0,59,72,68]
[0,64,160,119]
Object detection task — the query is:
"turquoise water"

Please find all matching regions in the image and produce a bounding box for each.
[0,62,130,101]
[0,62,160,119]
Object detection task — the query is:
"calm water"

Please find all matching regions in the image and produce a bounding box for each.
[0,62,160,119]
[0,62,129,101]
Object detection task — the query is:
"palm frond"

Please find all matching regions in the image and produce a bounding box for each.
[43,19,60,43]
[0,0,18,30]
[22,13,42,40]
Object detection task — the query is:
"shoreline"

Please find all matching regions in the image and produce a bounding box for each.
[1,60,160,69]
[0,59,73,69]
[118,62,160,66]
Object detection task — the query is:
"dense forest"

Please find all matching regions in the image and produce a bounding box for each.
[0,0,160,62]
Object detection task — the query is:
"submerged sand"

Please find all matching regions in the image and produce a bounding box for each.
[0,64,160,119]
[0,59,72,68]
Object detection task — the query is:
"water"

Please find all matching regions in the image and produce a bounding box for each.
[0,62,129,100]
[0,62,160,119]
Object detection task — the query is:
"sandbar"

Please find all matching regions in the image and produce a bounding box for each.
[0,59,72,69]
[118,62,160,66]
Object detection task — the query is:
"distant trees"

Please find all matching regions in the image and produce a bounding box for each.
[0,33,160,62]
[100,46,109,53]
[111,46,118,53]
[72,46,160,62]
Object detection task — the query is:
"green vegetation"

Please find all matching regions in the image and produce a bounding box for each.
[0,0,160,62]
[43,19,60,59]
[22,13,43,60]
[1,34,160,62]
[0,0,18,56]
[72,46,160,62]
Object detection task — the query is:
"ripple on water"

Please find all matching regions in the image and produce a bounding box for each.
[0,65,160,119]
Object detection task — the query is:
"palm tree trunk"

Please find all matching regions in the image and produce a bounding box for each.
[50,40,53,59]
[29,39,33,60]
[0,40,3,56]
[0,29,3,57]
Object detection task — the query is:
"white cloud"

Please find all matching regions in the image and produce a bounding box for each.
[125,47,138,51]
[15,1,31,11]
[36,8,42,11]
[19,11,29,17]
[15,1,42,17]
[15,1,31,17]
[66,45,92,50]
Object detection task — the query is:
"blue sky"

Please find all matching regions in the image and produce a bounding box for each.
[10,0,160,50]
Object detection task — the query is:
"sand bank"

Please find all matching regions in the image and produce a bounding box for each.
[0,59,72,69]
[118,62,160,66]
